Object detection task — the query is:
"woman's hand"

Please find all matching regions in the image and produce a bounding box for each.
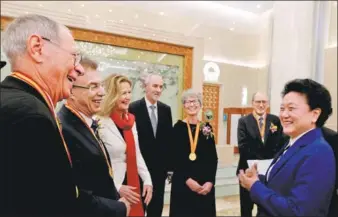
[119,185,140,204]
[198,182,213,195]
[186,178,203,192]
[142,185,153,205]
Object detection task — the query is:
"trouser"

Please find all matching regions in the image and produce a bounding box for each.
[239,185,254,217]
[146,171,167,217]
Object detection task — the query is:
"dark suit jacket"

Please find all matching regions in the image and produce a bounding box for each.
[251,128,336,216]
[129,97,173,173]
[58,106,126,217]
[320,127,337,217]
[236,113,284,174]
[0,76,77,216]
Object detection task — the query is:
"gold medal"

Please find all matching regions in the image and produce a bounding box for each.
[186,119,200,161]
[189,153,197,161]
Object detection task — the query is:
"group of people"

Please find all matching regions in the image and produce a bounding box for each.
[236,87,338,216]
[1,14,337,217]
[0,14,218,217]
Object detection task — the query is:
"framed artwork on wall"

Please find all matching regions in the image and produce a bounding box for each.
[1,16,193,122]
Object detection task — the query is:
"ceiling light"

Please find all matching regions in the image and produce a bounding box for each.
[230,28,235,31]
[134,14,139,19]
[38,4,43,7]
[159,12,164,16]
[81,4,84,7]
[68,9,72,12]
[143,24,147,27]
[25,11,29,14]
[117,62,120,64]
[95,14,99,18]
[109,9,112,12]
[208,37,212,40]
[256,4,261,9]
[334,2,337,6]
[140,52,144,55]
[164,38,167,41]
[233,21,236,25]
[120,20,123,23]
[152,34,156,36]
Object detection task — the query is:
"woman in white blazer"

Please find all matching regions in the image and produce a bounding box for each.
[97,74,152,217]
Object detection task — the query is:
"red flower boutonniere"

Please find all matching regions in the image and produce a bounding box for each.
[270,123,278,133]
[200,122,214,139]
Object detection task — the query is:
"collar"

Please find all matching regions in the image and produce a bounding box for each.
[145,97,157,109]
[253,111,266,120]
[289,127,316,146]
[79,112,93,128]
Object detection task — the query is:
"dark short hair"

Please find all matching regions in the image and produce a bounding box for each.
[281,78,332,127]
[80,56,98,70]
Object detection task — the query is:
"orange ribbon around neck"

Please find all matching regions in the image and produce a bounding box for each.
[11,72,79,198]
[64,103,114,178]
[186,119,200,161]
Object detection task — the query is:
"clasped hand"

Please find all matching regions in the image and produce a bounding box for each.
[238,162,259,191]
[186,178,213,195]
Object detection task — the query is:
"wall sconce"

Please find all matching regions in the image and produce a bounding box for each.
[203,62,220,82]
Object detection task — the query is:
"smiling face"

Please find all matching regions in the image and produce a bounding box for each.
[183,96,201,117]
[70,68,105,117]
[115,81,132,112]
[37,26,83,101]
[279,91,320,139]
[252,92,269,116]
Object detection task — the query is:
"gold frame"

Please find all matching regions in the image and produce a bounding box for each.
[1,16,193,90]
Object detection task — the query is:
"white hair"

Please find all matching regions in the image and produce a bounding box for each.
[1,14,68,66]
[144,72,162,86]
[181,88,203,105]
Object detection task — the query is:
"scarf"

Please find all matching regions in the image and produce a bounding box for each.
[110,111,144,217]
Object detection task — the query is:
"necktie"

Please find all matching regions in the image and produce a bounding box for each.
[259,116,264,130]
[150,105,157,136]
[91,119,100,139]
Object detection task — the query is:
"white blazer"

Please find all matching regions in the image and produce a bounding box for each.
[97,116,152,191]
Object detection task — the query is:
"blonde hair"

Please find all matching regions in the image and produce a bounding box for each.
[98,74,132,117]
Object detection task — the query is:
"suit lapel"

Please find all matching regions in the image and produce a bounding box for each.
[264,115,271,144]
[267,128,320,182]
[156,103,164,138]
[62,106,103,155]
[248,114,263,145]
[104,117,125,145]
[140,98,156,139]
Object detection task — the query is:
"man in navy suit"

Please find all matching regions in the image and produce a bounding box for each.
[239,79,336,217]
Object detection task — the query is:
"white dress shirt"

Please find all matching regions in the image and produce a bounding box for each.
[266,128,315,181]
[145,97,158,120]
[79,112,93,128]
[97,116,152,191]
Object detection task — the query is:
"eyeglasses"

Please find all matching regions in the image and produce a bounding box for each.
[184,100,199,105]
[41,37,82,67]
[254,100,267,105]
[73,83,104,92]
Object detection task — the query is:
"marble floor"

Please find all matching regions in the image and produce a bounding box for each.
[162,195,257,216]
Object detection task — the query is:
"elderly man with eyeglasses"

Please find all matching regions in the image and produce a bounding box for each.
[57,57,130,216]
[0,14,84,216]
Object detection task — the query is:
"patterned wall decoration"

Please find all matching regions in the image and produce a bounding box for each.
[202,83,220,144]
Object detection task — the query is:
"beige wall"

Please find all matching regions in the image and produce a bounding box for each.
[324,47,337,131]
[216,62,268,108]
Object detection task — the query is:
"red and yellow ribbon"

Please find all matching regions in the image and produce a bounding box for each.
[11,72,79,198]
[65,103,114,178]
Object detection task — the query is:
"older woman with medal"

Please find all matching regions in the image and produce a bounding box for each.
[169,89,218,217]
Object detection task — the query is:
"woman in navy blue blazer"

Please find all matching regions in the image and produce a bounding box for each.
[238,79,336,217]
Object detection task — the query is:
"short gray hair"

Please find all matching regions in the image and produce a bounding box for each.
[181,89,203,105]
[1,14,67,66]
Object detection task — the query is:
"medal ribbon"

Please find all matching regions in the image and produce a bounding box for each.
[11,72,79,197]
[186,120,200,156]
[65,103,114,178]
